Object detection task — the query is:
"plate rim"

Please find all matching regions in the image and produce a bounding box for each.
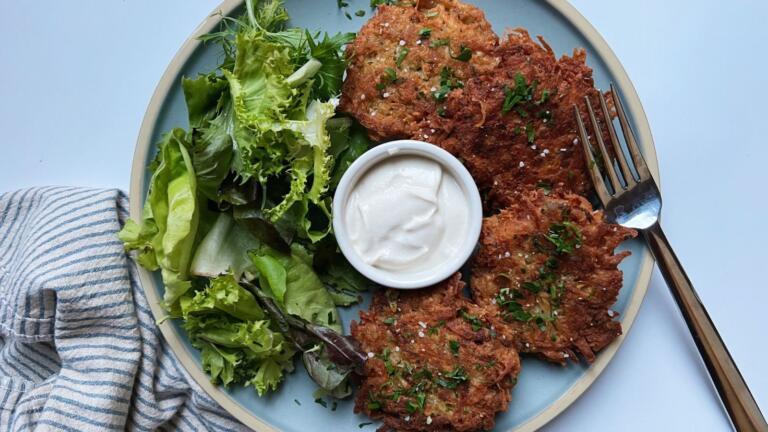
[129,1,659,430]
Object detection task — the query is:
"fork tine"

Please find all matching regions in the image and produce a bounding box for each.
[574,105,611,206]
[584,96,624,195]
[599,92,637,188]
[610,83,651,181]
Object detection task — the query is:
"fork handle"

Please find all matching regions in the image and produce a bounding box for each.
[645,223,767,431]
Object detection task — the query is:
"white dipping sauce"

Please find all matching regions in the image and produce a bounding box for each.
[344,155,469,274]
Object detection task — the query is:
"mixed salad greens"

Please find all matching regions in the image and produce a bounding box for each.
[120,0,371,398]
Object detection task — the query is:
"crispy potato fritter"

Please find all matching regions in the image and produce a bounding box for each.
[471,189,637,364]
[339,0,499,141]
[341,0,609,198]
[351,274,521,432]
[421,29,606,199]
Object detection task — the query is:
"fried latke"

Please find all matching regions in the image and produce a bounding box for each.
[418,29,606,200]
[339,0,500,142]
[351,274,521,432]
[470,189,637,364]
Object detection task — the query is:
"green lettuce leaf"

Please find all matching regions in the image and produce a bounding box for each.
[117,205,159,270]
[225,33,296,128]
[250,244,341,332]
[182,73,229,128]
[252,254,287,303]
[330,123,371,189]
[290,99,336,204]
[305,31,356,100]
[182,74,235,202]
[119,128,199,310]
[180,273,265,321]
[312,237,368,306]
[187,314,294,395]
[302,346,353,398]
[182,275,295,395]
[189,212,261,279]
[199,341,240,386]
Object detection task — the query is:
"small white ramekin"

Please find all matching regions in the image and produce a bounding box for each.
[332,140,482,289]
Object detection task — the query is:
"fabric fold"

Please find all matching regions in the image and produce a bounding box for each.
[0,187,248,431]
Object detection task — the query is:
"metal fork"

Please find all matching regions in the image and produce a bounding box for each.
[574,86,767,432]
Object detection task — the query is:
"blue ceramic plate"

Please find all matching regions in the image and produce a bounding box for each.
[130,1,658,430]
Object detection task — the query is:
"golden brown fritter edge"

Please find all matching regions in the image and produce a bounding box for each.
[339,0,500,142]
[471,189,637,364]
[351,274,521,432]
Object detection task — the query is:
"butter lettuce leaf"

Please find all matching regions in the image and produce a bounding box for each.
[119,128,199,310]
[250,244,341,332]
[190,212,261,279]
[251,254,287,303]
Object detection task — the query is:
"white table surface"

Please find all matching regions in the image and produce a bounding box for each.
[1,1,765,430]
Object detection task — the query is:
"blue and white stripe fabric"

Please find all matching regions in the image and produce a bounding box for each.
[0,188,248,431]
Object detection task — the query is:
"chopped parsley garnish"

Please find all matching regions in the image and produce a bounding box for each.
[337,0,349,7]
[432,67,463,102]
[314,397,327,408]
[419,28,432,39]
[496,288,532,322]
[359,422,374,429]
[502,73,535,114]
[430,38,451,48]
[371,0,397,6]
[390,389,404,401]
[436,366,469,389]
[381,348,396,375]
[460,309,484,331]
[406,392,426,413]
[355,9,366,17]
[475,360,497,371]
[546,221,583,254]
[331,401,338,411]
[406,400,419,413]
[521,280,543,293]
[539,88,551,104]
[534,314,555,331]
[383,316,396,325]
[501,72,554,133]
[450,44,473,62]
[449,340,460,356]
[525,122,535,143]
[427,320,446,335]
[536,181,552,194]
[294,399,301,406]
[538,109,553,122]
[413,369,433,380]
[367,400,381,410]
[376,67,399,90]
[345,11,352,20]
[384,67,397,81]
[395,47,410,67]
[549,281,565,308]
[437,106,447,117]
[415,392,426,410]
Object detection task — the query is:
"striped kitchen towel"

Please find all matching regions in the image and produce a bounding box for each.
[0,187,249,431]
